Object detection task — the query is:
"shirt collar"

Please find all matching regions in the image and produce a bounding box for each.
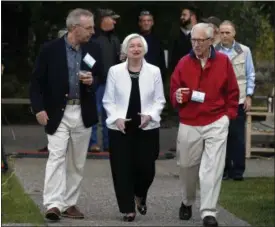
[221,40,236,51]
[196,48,212,60]
[64,34,80,51]
[190,45,216,59]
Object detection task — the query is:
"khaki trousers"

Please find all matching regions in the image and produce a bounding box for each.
[43,105,91,212]
[176,115,229,219]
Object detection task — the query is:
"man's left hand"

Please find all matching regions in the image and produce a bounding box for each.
[81,72,93,85]
[244,96,252,112]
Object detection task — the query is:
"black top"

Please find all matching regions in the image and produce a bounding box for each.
[126,70,141,131]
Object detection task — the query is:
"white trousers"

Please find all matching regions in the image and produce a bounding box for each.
[176,115,229,219]
[43,105,91,212]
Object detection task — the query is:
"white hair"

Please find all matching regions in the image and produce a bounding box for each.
[121,33,148,54]
[66,8,94,30]
[191,23,214,39]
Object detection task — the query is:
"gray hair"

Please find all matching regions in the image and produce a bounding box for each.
[121,33,148,54]
[57,28,68,38]
[191,23,214,39]
[220,20,236,31]
[66,8,94,30]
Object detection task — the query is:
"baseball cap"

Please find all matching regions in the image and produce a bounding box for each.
[97,9,120,19]
[206,16,222,28]
[139,10,153,16]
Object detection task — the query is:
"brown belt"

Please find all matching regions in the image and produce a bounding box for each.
[67,99,81,105]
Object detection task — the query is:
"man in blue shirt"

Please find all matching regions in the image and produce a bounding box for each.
[215,20,256,181]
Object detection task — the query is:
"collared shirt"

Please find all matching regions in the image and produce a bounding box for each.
[180,27,191,36]
[196,48,211,68]
[64,35,82,99]
[219,41,255,96]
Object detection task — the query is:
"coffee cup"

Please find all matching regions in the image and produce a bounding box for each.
[181,88,190,103]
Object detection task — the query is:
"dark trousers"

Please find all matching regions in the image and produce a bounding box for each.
[224,104,246,177]
[108,128,159,213]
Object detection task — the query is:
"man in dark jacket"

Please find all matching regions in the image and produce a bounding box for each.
[138,10,166,82]
[29,8,102,221]
[168,5,199,152]
[88,9,121,152]
[169,5,199,72]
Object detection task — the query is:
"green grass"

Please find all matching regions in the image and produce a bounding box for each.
[1,170,45,225]
[219,177,275,227]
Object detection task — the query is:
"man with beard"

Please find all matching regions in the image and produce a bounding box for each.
[138,10,166,82]
[168,5,199,152]
[169,5,199,72]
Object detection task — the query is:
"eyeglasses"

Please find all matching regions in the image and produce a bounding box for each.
[191,38,210,44]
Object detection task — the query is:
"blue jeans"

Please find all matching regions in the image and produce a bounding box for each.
[89,84,109,150]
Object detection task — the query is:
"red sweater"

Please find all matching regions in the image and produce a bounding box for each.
[170,48,240,126]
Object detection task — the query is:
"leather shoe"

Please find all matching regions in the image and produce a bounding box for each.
[179,202,192,220]
[203,216,218,227]
[45,207,61,221]
[61,206,84,219]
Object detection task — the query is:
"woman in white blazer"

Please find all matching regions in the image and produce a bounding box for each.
[103,33,166,222]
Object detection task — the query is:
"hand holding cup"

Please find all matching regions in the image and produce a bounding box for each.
[79,70,93,85]
[176,88,190,104]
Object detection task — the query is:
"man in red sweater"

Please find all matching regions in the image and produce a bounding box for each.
[170,23,239,227]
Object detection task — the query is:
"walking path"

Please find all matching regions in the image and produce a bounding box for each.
[2,125,274,226]
[13,158,251,226]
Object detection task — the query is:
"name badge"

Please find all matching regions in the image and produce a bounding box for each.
[83,53,96,68]
[191,90,205,103]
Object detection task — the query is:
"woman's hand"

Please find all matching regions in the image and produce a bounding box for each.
[115,118,132,134]
[138,113,152,128]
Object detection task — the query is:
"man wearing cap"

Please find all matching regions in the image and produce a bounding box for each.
[204,16,221,47]
[137,10,166,82]
[215,20,256,181]
[88,8,121,153]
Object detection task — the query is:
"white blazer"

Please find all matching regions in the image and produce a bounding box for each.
[103,59,166,131]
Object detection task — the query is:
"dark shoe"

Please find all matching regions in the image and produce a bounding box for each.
[61,206,84,219]
[222,172,230,180]
[45,207,61,221]
[39,146,48,152]
[179,202,192,220]
[203,216,218,227]
[233,175,244,181]
[123,213,136,222]
[135,197,147,215]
